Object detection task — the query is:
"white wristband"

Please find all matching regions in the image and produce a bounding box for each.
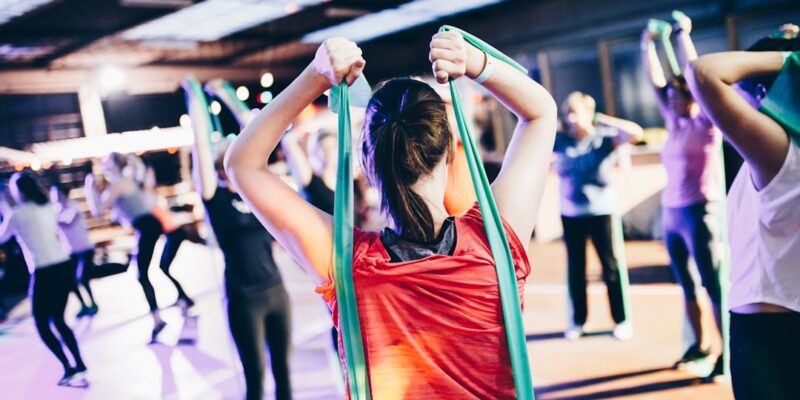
[473,52,494,84]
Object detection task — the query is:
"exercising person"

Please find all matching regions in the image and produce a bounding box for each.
[84,153,190,341]
[224,30,557,398]
[0,173,87,386]
[686,31,800,400]
[555,91,643,340]
[641,14,724,376]
[183,78,292,400]
[50,185,99,318]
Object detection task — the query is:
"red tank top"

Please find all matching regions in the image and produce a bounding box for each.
[316,204,531,399]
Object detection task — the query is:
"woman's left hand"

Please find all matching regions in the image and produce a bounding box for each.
[429,30,485,84]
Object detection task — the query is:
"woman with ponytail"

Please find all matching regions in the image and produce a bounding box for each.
[225,31,557,398]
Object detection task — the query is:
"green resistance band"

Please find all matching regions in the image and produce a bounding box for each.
[213,80,252,128]
[760,52,800,141]
[183,78,216,141]
[330,81,371,399]
[648,19,681,77]
[611,212,633,322]
[439,24,535,400]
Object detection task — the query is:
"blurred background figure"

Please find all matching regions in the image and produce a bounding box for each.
[0,173,87,386]
[641,13,725,379]
[50,184,99,318]
[555,91,643,341]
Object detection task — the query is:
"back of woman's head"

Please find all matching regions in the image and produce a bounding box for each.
[11,172,48,205]
[362,78,453,242]
[738,37,800,101]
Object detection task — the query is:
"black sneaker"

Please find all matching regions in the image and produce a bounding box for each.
[150,320,167,343]
[57,368,77,386]
[674,343,712,368]
[703,356,727,383]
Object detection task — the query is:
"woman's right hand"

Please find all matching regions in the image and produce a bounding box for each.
[311,38,366,87]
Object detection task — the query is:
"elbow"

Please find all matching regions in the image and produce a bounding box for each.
[522,92,558,126]
[686,57,715,97]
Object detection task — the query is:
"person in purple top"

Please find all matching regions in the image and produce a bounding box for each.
[642,14,724,379]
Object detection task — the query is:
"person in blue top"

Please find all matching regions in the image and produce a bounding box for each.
[554,91,644,341]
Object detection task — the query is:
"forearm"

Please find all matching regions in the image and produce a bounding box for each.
[186,85,218,199]
[675,30,698,68]
[691,51,785,87]
[84,185,102,217]
[225,66,328,176]
[641,38,667,88]
[595,113,644,142]
[280,132,313,186]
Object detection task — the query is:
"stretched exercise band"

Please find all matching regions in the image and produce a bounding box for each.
[648,19,681,77]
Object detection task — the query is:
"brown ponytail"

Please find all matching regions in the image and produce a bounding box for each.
[362,78,453,242]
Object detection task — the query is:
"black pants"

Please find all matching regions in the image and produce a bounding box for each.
[228,284,292,400]
[32,261,86,372]
[159,228,191,302]
[562,214,626,325]
[133,215,192,311]
[731,312,800,400]
[663,202,722,304]
[70,249,97,308]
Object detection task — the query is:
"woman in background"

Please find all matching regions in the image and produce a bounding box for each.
[184,78,292,400]
[555,91,643,341]
[641,14,724,377]
[687,33,800,400]
[50,185,99,318]
[0,173,87,386]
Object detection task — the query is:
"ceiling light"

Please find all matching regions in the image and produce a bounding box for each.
[209,101,222,115]
[260,72,274,88]
[123,0,325,42]
[236,86,250,101]
[99,66,126,92]
[302,0,506,43]
[179,113,192,128]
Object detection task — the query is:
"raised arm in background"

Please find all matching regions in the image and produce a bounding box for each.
[181,78,219,201]
[641,29,669,110]
[224,38,364,282]
[595,112,645,145]
[686,51,789,189]
[280,130,314,188]
[204,79,254,128]
[429,30,558,241]
[674,13,699,68]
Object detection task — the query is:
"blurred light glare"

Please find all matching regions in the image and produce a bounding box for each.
[236,86,250,101]
[210,101,222,115]
[211,131,222,143]
[30,160,41,171]
[226,133,237,140]
[260,72,274,88]
[179,114,192,128]
[284,3,300,13]
[99,66,126,91]
[258,91,273,104]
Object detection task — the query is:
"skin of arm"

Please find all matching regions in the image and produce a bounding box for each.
[224,38,365,282]
[84,173,125,217]
[429,30,559,241]
[686,51,789,190]
[674,15,698,68]
[280,130,314,188]
[182,78,219,201]
[594,112,645,145]
[641,29,669,110]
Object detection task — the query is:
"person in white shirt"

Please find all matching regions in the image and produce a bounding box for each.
[686,32,800,399]
[0,172,87,386]
[51,185,99,318]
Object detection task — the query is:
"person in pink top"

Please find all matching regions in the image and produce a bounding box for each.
[642,14,724,379]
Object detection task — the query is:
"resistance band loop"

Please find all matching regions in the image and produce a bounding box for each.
[440,24,535,400]
[330,82,371,399]
[184,79,216,141]
[648,19,681,76]
[760,52,800,140]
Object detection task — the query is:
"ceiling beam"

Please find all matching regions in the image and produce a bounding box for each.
[0,65,296,95]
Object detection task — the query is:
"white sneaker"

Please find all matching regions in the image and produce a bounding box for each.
[613,321,633,340]
[564,325,584,340]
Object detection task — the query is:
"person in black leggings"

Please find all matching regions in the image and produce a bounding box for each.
[0,172,87,386]
[85,153,193,341]
[185,77,292,400]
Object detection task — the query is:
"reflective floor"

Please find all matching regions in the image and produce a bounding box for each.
[0,240,733,399]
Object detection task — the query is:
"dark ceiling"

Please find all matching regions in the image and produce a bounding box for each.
[0,0,524,81]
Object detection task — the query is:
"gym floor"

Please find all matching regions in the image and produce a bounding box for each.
[0,238,734,399]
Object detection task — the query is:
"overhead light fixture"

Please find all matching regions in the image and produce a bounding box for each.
[260,72,274,88]
[179,113,192,128]
[209,101,222,115]
[98,65,126,92]
[123,0,325,42]
[302,0,506,43]
[258,91,273,104]
[0,0,58,26]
